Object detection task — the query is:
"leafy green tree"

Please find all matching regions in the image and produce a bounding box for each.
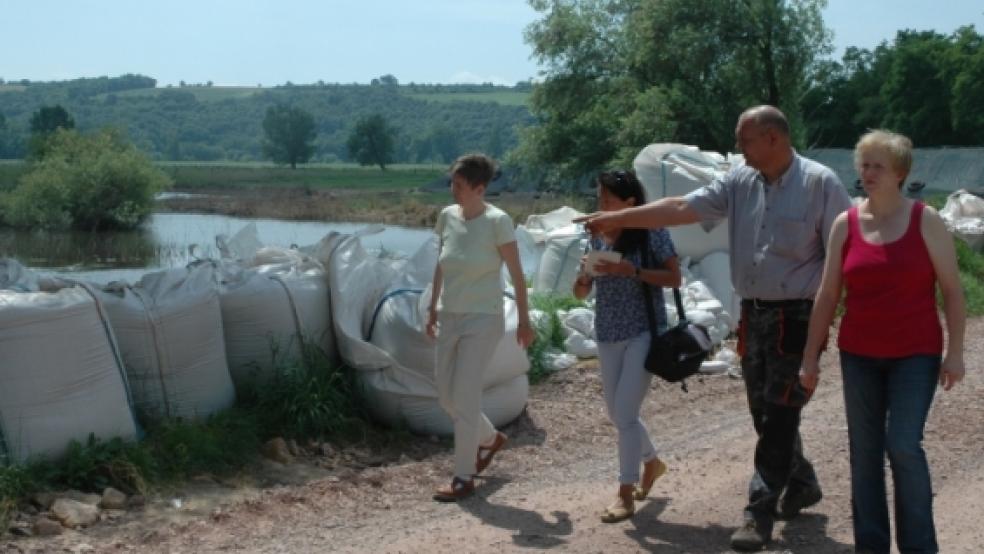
[346,114,396,170]
[0,129,171,230]
[262,104,316,169]
[519,0,831,179]
[28,104,75,159]
[880,31,955,146]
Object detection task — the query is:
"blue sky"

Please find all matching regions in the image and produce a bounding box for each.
[1,0,982,87]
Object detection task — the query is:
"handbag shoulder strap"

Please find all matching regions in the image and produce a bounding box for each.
[638,235,687,325]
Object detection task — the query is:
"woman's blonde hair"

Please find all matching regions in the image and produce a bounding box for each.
[854,130,913,188]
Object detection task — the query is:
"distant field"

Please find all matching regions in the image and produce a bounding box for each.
[160,162,446,190]
[404,90,530,107]
[0,160,445,191]
[95,86,265,102]
[0,84,28,93]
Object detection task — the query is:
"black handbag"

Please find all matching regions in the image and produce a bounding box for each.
[639,245,712,389]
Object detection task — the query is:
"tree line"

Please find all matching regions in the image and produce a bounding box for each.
[0,77,531,165]
[511,0,984,183]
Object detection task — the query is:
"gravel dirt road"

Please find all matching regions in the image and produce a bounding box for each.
[8,318,982,553]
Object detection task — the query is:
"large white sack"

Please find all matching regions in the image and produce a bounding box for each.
[515,226,543,279]
[362,374,529,437]
[218,260,333,389]
[0,259,39,292]
[534,225,585,295]
[695,252,739,330]
[94,265,235,421]
[368,288,529,390]
[940,190,984,251]
[317,233,529,435]
[522,206,585,243]
[634,144,731,261]
[0,287,138,463]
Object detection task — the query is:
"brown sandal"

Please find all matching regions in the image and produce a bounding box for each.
[475,431,507,475]
[433,477,475,502]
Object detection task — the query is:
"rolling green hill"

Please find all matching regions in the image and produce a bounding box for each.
[0,75,533,164]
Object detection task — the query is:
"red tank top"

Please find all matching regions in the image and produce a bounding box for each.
[838,202,943,358]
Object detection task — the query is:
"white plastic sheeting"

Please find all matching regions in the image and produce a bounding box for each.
[0,284,138,463]
[940,189,984,252]
[93,265,235,421]
[634,144,730,261]
[315,232,530,436]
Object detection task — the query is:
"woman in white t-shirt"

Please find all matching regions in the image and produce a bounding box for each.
[426,153,535,502]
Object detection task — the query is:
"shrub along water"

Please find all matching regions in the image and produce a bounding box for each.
[0,128,171,231]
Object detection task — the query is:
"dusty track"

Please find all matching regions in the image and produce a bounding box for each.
[9,318,983,553]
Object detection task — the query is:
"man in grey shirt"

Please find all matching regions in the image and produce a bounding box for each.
[579,105,852,551]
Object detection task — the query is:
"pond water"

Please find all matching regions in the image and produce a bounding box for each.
[0,213,434,285]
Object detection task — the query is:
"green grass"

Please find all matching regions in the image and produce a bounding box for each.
[955,240,984,316]
[404,90,530,107]
[527,293,588,384]
[161,162,445,190]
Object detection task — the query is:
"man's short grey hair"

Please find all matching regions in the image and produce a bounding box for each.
[741,105,790,136]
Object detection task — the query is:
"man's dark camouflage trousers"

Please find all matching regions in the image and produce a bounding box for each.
[737,299,821,526]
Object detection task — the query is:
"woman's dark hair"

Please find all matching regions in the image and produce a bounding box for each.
[450,153,497,187]
[596,170,648,256]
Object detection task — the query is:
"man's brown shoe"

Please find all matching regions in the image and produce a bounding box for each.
[475,431,507,475]
[433,477,475,502]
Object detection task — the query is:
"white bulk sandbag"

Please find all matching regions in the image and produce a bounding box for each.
[515,226,543,279]
[362,373,529,437]
[564,331,598,359]
[561,307,595,339]
[522,206,585,243]
[534,226,585,295]
[219,261,333,389]
[695,252,738,329]
[0,287,138,463]
[319,233,529,435]
[368,288,530,391]
[940,190,984,251]
[94,265,235,421]
[634,144,731,262]
[0,259,39,292]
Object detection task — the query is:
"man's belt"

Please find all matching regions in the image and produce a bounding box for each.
[741,298,814,309]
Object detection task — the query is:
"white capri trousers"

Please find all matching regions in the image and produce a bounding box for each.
[435,311,505,479]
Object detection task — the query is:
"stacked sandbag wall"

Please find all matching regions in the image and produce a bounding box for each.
[0,284,138,463]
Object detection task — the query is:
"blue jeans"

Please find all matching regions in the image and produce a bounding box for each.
[841,351,940,554]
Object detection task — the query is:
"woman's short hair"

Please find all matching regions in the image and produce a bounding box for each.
[854,130,913,186]
[449,153,496,187]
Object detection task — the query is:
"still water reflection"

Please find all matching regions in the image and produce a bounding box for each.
[0,213,433,284]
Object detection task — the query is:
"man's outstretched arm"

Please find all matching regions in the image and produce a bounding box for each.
[576,196,701,235]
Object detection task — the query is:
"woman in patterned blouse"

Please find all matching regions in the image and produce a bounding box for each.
[573,170,682,523]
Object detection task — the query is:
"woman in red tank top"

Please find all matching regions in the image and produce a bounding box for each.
[797,131,966,554]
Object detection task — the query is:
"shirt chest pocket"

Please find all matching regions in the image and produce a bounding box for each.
[770,216,810,258]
